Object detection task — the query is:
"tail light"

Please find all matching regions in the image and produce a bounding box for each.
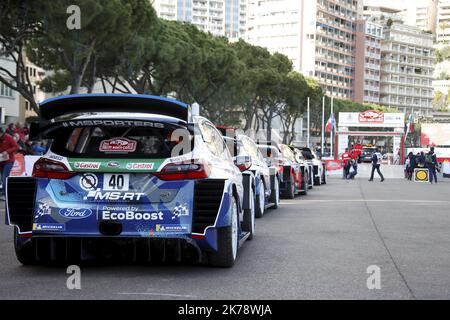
[153,159,211,181]
[32,158,76,180]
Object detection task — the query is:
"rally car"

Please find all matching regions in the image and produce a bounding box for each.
[258,143,303,199]
[289,146,313,194]
[6,94,253,267]
[300,147,327,186]
[216,127,280,219]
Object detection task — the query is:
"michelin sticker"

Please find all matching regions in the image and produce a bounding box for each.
[156,224,189,233]
[33,223,65,231]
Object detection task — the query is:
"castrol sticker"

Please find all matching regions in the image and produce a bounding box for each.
[99,138,137,153]
[126,163,154,170]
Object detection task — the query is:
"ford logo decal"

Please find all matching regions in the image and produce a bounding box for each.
[108,162,120,168]
[59,208,92,219]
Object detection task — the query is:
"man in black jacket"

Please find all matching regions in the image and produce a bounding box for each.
[369,151,384,182]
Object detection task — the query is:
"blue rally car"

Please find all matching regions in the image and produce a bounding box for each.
[5,94,253,267]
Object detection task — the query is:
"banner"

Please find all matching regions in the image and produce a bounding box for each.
[9,154,25,177]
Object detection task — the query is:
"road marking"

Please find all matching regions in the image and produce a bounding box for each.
[117,292,198,298]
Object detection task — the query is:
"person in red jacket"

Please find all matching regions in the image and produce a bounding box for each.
[341,148,352,179]
[0,127,19,200]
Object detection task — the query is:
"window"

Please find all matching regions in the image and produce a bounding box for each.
[199,121,230,160]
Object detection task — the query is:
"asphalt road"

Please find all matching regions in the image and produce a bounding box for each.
[1,176,450,300]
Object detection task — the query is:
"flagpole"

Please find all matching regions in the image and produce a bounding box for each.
[307,97,310,148]
[330,96,334,159]
[321,96,325,156]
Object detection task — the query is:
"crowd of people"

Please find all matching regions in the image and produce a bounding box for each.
[405,147,439,184]
[341,147,385,182]
[0,123,48,200]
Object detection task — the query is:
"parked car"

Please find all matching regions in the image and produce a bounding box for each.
[289,146,313,194]
[258,143,303,199]
[300,147,327,186]
[217,127,280,219]
[6,94,253,268]
[360,146,377,163]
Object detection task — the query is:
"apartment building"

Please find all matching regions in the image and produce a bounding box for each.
[152,0,248,40]
[380,23,435,115]
[0,55,20,125]
[437,0,450,44]
[248,0,362,100]
[355,19,383,104]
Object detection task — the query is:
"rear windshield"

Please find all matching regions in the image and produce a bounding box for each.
[51,126,192,159]
[258,146,280,159]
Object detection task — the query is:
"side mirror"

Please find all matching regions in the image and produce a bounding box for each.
[234,155,252,172]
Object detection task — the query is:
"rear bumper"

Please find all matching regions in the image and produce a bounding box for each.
[16,235,206,264]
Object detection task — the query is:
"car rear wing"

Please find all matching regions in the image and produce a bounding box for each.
[30,94,190,140]
[39,94,189,121]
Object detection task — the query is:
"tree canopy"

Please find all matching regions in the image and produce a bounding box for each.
[1,0,395,142]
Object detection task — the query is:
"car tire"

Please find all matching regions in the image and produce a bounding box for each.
[285,173,296,199]
[308,170,313,189]
[210,196,239,268]
[269,177,280,209]
[14,228,36,265]
[255,181,265,218]
[300,173,308,195]
[242,189,255,240]
[314,176,321,186]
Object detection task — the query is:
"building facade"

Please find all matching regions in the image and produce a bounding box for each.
[380,23,435,115]
[437,0,450,44]
[0,55,20,125]
[152,0,248,40]
[355,19,383,104]
[248,0,362,101]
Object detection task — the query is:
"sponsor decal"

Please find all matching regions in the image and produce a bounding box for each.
[100,138,137,153]
[107,161,121,168]
[101,210,164,221]
[48,154,64,161]
[33,223,65,231]
[34,203,51,219]
[84,189,145,201]
[79,173,98,191]
[155,224,189,233]
[62,120,165,128]
[359,110,384,123]
[172,204,189,220]
[59,208,93,219]
[74,162,101,170]
[126,163,154,170]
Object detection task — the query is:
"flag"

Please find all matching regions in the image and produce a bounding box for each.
[325,113,336,133]
[406,113,414,134]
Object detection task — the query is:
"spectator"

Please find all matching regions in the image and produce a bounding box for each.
[0,127,20,200]
[426,147,438,184]
[341,148,351,179]
[406,152,416,181]
[347,159,358,180]
[369,150,384,182]
[32,142,46,155]
[5,123,15,136]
